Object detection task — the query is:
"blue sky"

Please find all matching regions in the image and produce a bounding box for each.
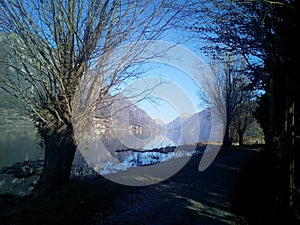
[118,36,213,124]
[135,63,204,123]
[114,29,213,124]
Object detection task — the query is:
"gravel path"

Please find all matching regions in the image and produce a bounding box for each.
[92,148,259,225]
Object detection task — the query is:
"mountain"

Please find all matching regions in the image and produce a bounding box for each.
[166,108,212,142]
[95,94,162,130]
[0,89,31,126]
[166,113,192,130]
[154,118,165,126]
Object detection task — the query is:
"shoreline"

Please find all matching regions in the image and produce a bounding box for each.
[1,145,281,225]
[0,142,209,195]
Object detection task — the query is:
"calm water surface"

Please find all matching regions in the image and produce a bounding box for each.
[0,125,43,195]
[0,126,200,195]
[0,125,43,167]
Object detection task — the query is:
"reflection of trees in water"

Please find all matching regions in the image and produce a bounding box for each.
[80,130,168,169]
[99,129,163,154]
[97,128,209,154]
[79,126,213,171]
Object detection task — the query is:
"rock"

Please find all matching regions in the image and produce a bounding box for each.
[2,160,44,178]
[6,168,16,174]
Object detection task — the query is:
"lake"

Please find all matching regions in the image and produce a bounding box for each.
[0,125,43,195]
[0,126,44,168]
[0,126,202,195]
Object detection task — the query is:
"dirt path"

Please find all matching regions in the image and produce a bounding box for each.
[92,148,259,225]
[4,145,296,225]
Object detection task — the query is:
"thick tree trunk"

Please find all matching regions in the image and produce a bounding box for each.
[33,125,77,196]
[238,132,244,146]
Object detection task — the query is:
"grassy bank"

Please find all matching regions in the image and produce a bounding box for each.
[1,145,299,225]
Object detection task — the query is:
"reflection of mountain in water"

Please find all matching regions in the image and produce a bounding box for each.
[78,96,213,172]
[96,129,168,154]
[92,106,212,154]
[74,108,213,177]
[94,94,212,145]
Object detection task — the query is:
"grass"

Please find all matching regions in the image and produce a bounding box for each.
[0,176,125,225]
[1,144,299,225]
[0,145,220,225]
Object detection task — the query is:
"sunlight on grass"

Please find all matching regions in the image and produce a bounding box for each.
[186,198,206,211]
[168,190,241,225]
[185,197,240,224]
[216,164,242,171]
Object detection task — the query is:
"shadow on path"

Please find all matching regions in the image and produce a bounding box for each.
[1,145,299,225]
[95,147,259,225]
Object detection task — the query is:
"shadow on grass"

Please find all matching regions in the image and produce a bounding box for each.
[0,176,127,225]
[0,145,240,225]
[91,146,255,225]
[0,146,245,225]
[1,144,298,225]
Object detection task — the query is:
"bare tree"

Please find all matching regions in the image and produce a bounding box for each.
[0,0,178,195]
[175,0,300,211]
[232,100,256,146]
[198,54,254,148]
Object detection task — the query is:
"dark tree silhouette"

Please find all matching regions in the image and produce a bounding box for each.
[182,0,300,208]
[0,0,177,195]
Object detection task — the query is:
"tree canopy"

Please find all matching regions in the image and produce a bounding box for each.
[0,0,179,195]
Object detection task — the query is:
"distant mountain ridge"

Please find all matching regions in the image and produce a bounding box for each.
[95,94,161,130]
[166,108,212,142]
[95,94,212,141]
[166,113,192,130]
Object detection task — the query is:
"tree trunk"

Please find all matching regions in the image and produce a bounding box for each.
[238,132,244,146]
[286,97,295,208]
[223,122,231,149]
[33,124,77,196]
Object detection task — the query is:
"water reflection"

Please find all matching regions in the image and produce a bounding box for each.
[0,126,206,195]
[75,128,205,182]
[0,125,43,167]
[0,125,43,195]
[89,127,203,152]
[77,128,193,169]
[98,129,177,152]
